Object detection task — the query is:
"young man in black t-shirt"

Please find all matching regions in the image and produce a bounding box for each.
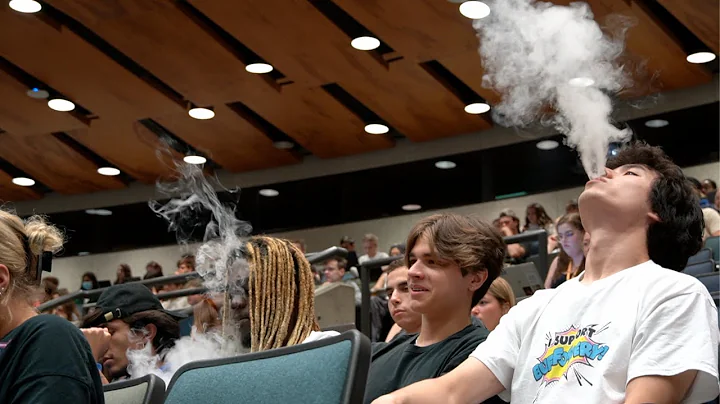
[363,213,506,403]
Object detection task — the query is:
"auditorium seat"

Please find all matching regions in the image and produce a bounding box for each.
[696,272,720,294]
[103,374,165,404]
[164,330,371,404]
[706,236,720,262]
[684,260,716,277]
[688,249,713,266]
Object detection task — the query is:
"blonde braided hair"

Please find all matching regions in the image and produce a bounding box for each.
[246,236,319,352]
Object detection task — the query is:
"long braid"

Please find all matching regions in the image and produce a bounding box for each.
[246,236,319,352]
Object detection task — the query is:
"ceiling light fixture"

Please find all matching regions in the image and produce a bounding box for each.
[464,102,490,114]
[351,36,381,51]
[364,123,389,135]
[686,52,716,64]
[459,1,490,19]
[435,160,457,169]
[259,189,279,197]
[47,98,75,112]
[188,106,215,120]
[245,63,274,74]
[85,209,112,216]
[272,140,295,150]
[77,251,90,256]
[536,140,559,150]
[26,87,49,99]
[183,155,207,165]
[9,0,41,13]
[568,77,595,87]
[644,119,669,128]
[402,204,422,211]
[97,167,120,176]
[12,177,35,187]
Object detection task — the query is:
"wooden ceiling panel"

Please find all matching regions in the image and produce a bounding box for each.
[0,133,126,194]
[0,8,182,121]
[552,0,711,92]
[188,0,381,87]
[0,70,87,136]
[332,0,478,61]
[655,0,719,54]
[43,0,269,106]
[0,170,42,202]
[437,51,503,106]
[154,105,301,173]
[241,86,394,158]
[66,120,181,184]
[341,59,492,142]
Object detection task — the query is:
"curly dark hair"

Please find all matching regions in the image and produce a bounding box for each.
[606,142,703,271]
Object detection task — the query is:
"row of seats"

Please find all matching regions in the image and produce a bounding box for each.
[103,330,370,404]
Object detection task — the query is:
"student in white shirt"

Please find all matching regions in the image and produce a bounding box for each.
[372,142,720,404]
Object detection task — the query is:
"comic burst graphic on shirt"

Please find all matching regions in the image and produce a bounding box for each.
[531,323,610,401]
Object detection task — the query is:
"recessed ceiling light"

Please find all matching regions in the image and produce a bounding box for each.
[9,0,41,13]
[464,102,490,114]
[183,155,207,165]
[351,36,381,51]
[246,63,274,74]
[97,167,120,176]
[259,189,279,197]
[644,119,669,128]
[26,87,49,99]
[77,251,90,256]
[12,177,35,187]
[273,140,295,150]
[435,160,457,169]
[364,123,389,134]
[686,52,716,64]
[85,209,112,216]
[459,1,490,19]
[47,98,75,112]
[402,204,422,211]
[188,107,215,120]
[536,140,559,150]
[568,77,595,87]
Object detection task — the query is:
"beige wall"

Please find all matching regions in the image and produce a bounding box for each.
[48,161,719,291]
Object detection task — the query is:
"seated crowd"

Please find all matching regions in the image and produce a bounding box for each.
[0,143,718,404]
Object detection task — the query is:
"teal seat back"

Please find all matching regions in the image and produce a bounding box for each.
[165,330,370,404]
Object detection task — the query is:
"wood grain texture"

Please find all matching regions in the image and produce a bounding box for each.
[66,119,182,184]
[655,0,719,53]
[0,169,42,202]
[0,7,182,121]
[154,105,301,172]
[0,133,126,194]
[0,69,87,136]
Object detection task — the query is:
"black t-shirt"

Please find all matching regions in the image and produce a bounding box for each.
[0,314,104,404]
[364,323,504,403]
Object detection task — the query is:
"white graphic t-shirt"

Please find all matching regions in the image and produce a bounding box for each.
[471,261,720,404]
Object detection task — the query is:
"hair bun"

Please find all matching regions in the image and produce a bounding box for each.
[23,215,64,255]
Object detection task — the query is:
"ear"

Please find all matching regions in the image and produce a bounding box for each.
[647,211,661,224]
[468,269,488,293]
[501,302,511,315]
[144,323,158,344]
[0,264,10,294]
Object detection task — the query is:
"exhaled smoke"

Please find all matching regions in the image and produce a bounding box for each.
[125,162,254,383]
[475,0,634,178]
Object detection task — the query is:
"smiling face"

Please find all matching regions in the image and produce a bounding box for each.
[407,236,483,316]
[579,164,658,231]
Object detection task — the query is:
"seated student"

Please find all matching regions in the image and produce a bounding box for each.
[384,259,422,342]
[496,210,529,262]
[219,236,339,353]
[372,143,720,404]
[544,213,586,289]
[82,283,184,383]
[364,213,506,404]
[0,212,104,403]
[323,257,362,306]
[471,277,515,332]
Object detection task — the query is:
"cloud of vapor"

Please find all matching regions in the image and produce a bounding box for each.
[124,162,254,383]
[474,0,634,178]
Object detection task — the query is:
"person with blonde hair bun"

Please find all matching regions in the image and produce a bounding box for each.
[0,212,104,403]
